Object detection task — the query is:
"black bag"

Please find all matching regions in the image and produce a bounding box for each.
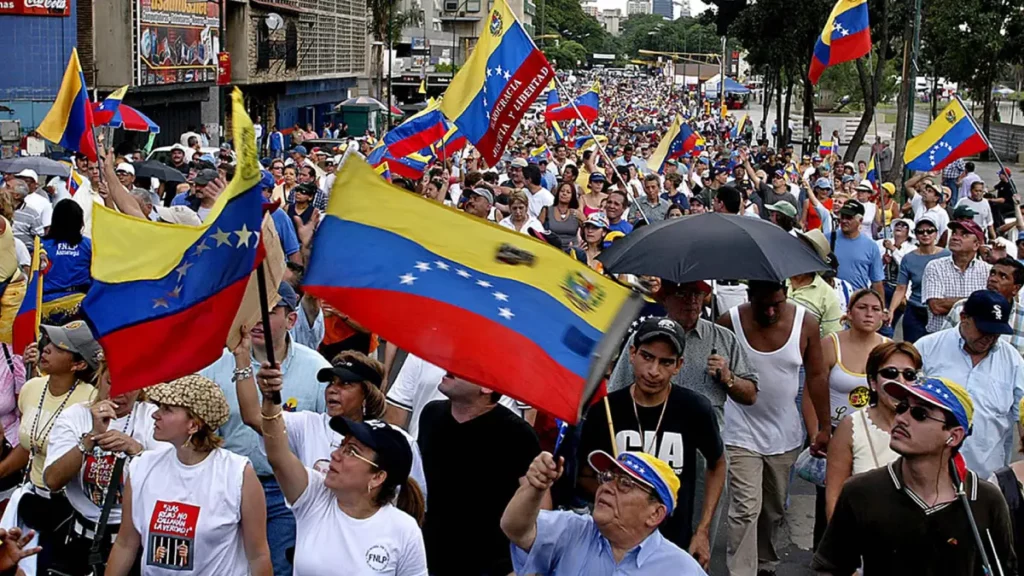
[994,466,1024,569]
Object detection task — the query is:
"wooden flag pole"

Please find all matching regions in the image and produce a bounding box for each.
[255,264,281,405]
[954,94,1017,198]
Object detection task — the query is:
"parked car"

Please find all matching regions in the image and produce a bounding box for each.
[147,146,236,165]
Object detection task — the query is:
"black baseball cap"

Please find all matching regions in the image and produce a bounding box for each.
[633,317,686,356]
[839,198,865,217]
[317,357,383,387]
[329,417,413,482]
[953,205,977,220]
[963,290,1013,335]
[194,168,219,186]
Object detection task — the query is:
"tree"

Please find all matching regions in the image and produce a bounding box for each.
[842,0,895,164]
[367,0,422,101]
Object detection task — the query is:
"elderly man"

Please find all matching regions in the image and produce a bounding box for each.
[502,450,706,575]
[10,178,49,246]
[921,220,991,334]
[463,187,494,220]
[944,257,1024,355]
[635,174,672,224]
[916,290,1024,479]
[813,377,1015,575]
[115,163,136,192]
[831,199,885,296]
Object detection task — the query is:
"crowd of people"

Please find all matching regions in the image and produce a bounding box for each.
[0,69,1016,576]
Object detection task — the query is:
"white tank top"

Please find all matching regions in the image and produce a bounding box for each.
[827,333,883,428]
[850,407,899,475]
[724,305,806,455]
[129,446,249,576]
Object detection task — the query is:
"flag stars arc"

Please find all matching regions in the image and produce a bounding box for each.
[153,224,259,310]
[396,258,517,322]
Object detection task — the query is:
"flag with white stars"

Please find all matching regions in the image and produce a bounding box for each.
[808,0,871,85]
[904,98,989,172]
[82,89,266,396]
[304,157,634,424]
[545,80,600,125]
[439,0,554,167]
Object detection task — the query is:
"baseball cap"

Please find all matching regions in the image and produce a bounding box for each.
[588,450,680,516]
[154,205,203,226]
[765,200,797,218]
[855,181,873,193]
[220,142,233,151]
[881,182,896,196]
[259,170,276,191]
[841,175,855,183]
[839,198,865,217]
[115,162,135,176]
[814,178,832,190]
[317,357,383,387]
[329,417,413,483]
[510,158,528,168]
[588,172,607,183]
[293,145,308,155]
[811,155,822,162]
[962,290,1013,335]
[883,377,974,433]
[914,214,938,229]
[194,168,219,186]
[15,169,38,182]
[633,317,686,356]
[948,219,985,243]
[468,187,494,205]
[276,281,299,311]
[584,212,609,229]
[952,205,977,220]
[40,321,102,369]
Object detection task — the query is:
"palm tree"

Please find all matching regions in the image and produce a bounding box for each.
[368,0,425,101]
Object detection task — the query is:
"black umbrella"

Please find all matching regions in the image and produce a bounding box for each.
[597,213,829,283]
[132,160,187,184]
[0,157,70,178]
[632,124,657,133]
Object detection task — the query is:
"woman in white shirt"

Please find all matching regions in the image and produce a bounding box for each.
[260,369,427,575]
[43,358,164,575]
[105,375,272,576]
[498,191,544,235]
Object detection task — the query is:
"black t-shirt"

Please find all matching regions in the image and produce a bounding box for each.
[417,400,540,576]
[576,385,723,549]
[995,181,1016,217]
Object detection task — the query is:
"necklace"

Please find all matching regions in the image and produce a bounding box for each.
[27,379,80,484]
[555,205,570,221]
[630,386,668,452]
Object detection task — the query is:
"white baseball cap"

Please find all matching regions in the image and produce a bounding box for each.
[154,205,202,226]
[15,169,37,182]
[116,162,135,176]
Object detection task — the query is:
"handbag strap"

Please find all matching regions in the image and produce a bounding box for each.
[0,344,15,376]
[87,455,127,570]
[860,409,881,469]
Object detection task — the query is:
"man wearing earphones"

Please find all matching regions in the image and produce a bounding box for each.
[813,377,1016,575]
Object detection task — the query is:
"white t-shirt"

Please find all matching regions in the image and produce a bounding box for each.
[45,401,164,524]
[288,468,427,576]
[14,238,28,268]
[959,172,981,200]
[24,193,52,229]
[498,216,544,235]
[385,355,529,439]
[263,412,427,501]
[129,446,249,576]
[860,202,877,238]
[526,187,554,219]
[956,196,994,231]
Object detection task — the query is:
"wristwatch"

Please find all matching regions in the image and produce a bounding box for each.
[77,433,92,455]
[726,374,735,389]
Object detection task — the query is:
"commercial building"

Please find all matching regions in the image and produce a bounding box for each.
[677,0,691,18]
[626,0,651,16]
[599,8,620,36]
[652,0,672,19]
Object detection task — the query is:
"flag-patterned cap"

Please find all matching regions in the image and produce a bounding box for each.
[884,377,974,434]
[589,450,679,515]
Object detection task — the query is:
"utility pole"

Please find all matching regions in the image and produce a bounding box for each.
[218,0,226,145]
[904,0,923,178]
[719,36,726,114]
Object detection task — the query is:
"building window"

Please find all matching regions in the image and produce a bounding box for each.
[285,21,298,69]
[257,18,271,71]
[465,0,480,12]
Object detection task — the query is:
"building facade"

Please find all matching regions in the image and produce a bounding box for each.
[626,0,651,16]
[652,0,672,19]
[599,8,620,36]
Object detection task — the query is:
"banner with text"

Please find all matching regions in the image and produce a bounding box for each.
[138,0,219,86]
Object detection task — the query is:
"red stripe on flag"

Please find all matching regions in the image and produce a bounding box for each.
[475,51,553,166]
[829,28,872,66]
[932,134,988,172]
[304,285,588,423]
[809,57,826,85]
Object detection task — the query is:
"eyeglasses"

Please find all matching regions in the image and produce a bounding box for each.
[915,228,937,235]
[878,367,919,382]
[597,471,652,495]
[895,401,948,424]
[340,444,379,468]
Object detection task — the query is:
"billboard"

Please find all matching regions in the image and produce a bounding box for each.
[0,0,70,16]
[137,0,219,86]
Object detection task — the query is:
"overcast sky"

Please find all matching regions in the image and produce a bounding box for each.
[592,0,711,18]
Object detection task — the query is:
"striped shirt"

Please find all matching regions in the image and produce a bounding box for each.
[921,256,990,333]
[944,294,1024,356]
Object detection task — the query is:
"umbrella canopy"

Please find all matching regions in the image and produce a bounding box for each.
[632,124,657,133]
[132,160,187,184]
[0,156,71,178]
[598,213,828,283]
[93,103,160,133]
[335,97,386,111]
[389,105,405,117]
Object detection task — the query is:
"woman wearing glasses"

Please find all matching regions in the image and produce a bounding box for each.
[824,341,922,520]
[886,215,950,343]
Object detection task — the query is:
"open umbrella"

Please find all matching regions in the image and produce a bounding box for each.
[598,213,828,283]
[92,103,160,133]
[632,124,657,133]
[132,160,187,184]
[334,96,386,112]
[0,156,71,178]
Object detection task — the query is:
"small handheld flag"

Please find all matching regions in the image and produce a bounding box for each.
[904,99,987,172]
[809,0,871,84]
[37,49,97,161]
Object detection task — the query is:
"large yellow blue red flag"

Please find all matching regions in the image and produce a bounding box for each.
[649,115,700,173]
[37,49,97,161]
[82,89,265,394]
[809,0,871,85]
[303,157,633,424]
[439,0,554,167]
[904,98,988,172]
[547,80,600,124]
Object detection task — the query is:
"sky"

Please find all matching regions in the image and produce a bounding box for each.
[592,0,711,18]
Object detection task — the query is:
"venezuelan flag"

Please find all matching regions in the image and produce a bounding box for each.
[304,157,632,423]
[530,145,550,162]
[375,162,392,182]
[730,114,749,140]
[809,0,871,85]
[904,98,988,172]
[81,90,265,394]
[439,0,554,166]
[432,123,467,158]
[545,82,561,113]
[819,140,838,157]
[866,154,879,187]
[37,49,97,162]
[547,80,600,124]
[68,170,83,196]
[382,100,448,159]
[92,86,128,126]
[11,237,43,353]
[551,121,566,145]
[649,115,699,173]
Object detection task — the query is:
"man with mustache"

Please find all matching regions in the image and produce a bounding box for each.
[813,377,1015,575]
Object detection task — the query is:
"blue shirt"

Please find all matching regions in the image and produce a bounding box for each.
[40,238,91,298]
[897,249,950,308]
[661,192,690,211]
[511,510,706,576]
[540,171,558,192]
[833,231,883,290]
[608,219,633,235]
[269,131,284,152]
[201,341,331,476]
[915,327,1024,479]
[270,208,300,257]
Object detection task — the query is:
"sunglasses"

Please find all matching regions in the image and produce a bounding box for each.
[895,401,949,425]
[915,228,937,235]
[597,471,652,495]
[878,367,919,381]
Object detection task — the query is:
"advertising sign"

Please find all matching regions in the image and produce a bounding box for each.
[217,51,230,85]
[138,0,219,86]
[0,0,69,16]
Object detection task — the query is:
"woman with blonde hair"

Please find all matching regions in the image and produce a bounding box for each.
[498,191,544,235]
[105,375,272,576]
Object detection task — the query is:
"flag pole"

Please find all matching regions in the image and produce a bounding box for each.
[255,264,282,404]
[948,458,995,575]
[29,236,44,376]
[551,76,649,225]
[954,94,1017,198]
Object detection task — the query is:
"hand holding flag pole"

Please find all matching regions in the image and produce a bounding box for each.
[255,265,282,405]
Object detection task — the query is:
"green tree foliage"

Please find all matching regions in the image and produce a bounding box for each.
[544,40,589,69]
[618,14,722,58]
[535,0,615,56]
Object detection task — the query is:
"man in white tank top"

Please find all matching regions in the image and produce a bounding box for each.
[717,280,832,576]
